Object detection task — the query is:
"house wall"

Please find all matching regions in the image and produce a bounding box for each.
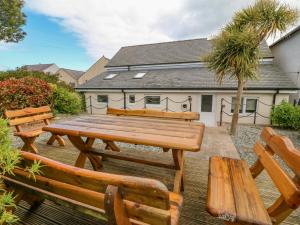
[78,57,109,85]
[82,91,289,125]
[215,93,289,125]
[271,32,300,101]
[43,64,60,75]
[58,70,78,87]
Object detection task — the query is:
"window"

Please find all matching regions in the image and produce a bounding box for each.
[97,95,108,103]
[231,97,244,113]
[245,98,258,113]
[129,95,135,104]
[231,97,258,114]
[104,74,117,79]
[134,72,146,79]
[145,96,160,105]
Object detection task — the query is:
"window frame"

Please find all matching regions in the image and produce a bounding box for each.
[145,95,161,108]
[97,95,109,104]
[230,97,258,115]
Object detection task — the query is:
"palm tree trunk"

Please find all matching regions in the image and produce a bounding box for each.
[230,79,245,135]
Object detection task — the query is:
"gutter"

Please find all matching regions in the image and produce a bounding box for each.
[76,87,299,91]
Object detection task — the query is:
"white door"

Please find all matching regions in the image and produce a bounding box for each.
[199,94,216,127]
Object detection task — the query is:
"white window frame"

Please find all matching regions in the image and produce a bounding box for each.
[145,95,161,108]
[230,97,258,115]
[128,94,135,105]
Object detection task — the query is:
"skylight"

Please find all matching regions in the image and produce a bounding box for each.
[134,72,146,79]
[104,74,117,79]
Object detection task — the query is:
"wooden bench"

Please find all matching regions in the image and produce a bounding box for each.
[207,127,300,225]
[4,106,65,153]
[3,151,183,225]
[107,108,200,121]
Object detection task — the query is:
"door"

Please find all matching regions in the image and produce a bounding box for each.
[199,94,216,127]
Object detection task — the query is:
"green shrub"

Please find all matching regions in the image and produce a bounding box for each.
[271,101,300,130]
[0,77,53,115]
[0,69,73,92]
[0,119,42,224]
[52,85,82,114]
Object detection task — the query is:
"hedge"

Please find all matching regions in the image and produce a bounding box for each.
[271,101,300,130]
[0,77,53,114]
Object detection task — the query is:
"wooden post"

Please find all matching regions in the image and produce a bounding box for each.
[166,97,169,112]
[144,97,146,109]
[89,96,93,115]
[220,98,224,126]
[188,96,192,112]
[122,90,126,109]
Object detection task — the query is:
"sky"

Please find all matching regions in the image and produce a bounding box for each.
[1,0,300,71]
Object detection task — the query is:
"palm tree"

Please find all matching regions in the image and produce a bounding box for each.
[205,0,298,135]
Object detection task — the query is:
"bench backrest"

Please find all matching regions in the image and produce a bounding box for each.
[4,106,53,130]
[107,107,200,121]
[254,127,300,209]
[3,151,173,225]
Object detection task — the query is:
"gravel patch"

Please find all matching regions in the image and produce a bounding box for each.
[228,124,300,167]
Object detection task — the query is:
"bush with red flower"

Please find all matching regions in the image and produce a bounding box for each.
[0,77,53,114]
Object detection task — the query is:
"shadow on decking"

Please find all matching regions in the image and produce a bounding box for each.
[15,127,300,225]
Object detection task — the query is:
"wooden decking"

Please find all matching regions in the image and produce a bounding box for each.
[14,127,300,225]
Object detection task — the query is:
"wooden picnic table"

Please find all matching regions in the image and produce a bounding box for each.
[43,115,205,193]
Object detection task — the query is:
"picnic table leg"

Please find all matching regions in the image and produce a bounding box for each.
[47,134,65,146]
[67,135,102,171]
[104,140,121,152]
[20,137,38,154]
[172,149,185,193]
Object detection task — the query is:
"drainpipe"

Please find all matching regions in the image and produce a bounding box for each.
[122,89,126,109]
[272,89,279,105]
[271,89,279,125]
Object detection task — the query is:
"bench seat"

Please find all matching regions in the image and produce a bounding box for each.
[207,156,272,225]
[14,129,45,138]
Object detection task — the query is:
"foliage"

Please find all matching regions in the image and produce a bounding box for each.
[271,101,300,130]
[0,77,53,115]
[0,0,26,43]
[0,69,74,92]
[0,119,41,224]
[51,84,82,114]
[204,0,298,135]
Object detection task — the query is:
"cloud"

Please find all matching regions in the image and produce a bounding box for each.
[26,0,300,60]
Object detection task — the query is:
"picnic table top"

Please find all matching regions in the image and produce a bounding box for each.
[43,115,205,151]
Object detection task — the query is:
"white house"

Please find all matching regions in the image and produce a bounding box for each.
[24,63,60,75]
[57,68,84,87]
[76,38,297,126]
[270,25,300,103]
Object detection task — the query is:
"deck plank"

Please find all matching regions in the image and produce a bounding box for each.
[13,126,300,225]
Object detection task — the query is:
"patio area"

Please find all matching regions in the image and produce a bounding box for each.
[13,126,300,225]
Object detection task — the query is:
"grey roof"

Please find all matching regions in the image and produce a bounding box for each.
[77,63,296,90]
[270,25,300,47]
[106,38,273,67]
[60,68,85,80]
[24,64,55,72]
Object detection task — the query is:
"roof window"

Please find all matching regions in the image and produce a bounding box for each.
[104,74,117,79]
[133,72,146,79]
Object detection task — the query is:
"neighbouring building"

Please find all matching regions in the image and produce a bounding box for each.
[76,38,297,126]
[78,56,109,85]
[57,68,85,87]
[270,25,300,103]
[24,63,60,74]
